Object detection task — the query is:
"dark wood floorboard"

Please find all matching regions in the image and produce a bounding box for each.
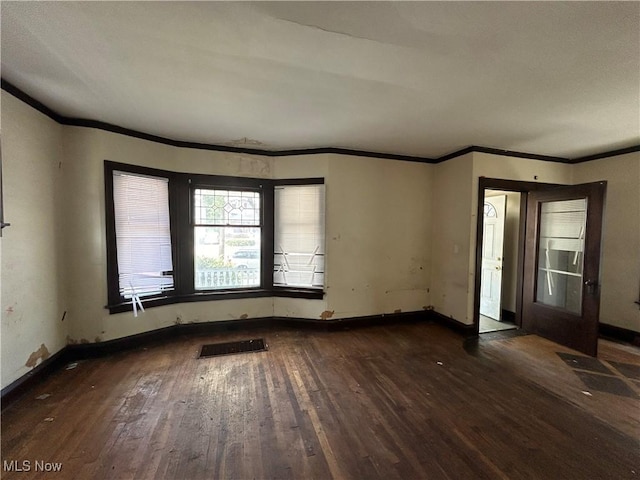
[1,323,638,479]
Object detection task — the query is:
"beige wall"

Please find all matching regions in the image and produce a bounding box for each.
[1,93,67,388]
[430,154,474,322]
[275,155,432,318]
[325,156,432,317]
[572,152,640,332]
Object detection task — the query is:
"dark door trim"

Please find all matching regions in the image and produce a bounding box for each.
[473,178,563,334]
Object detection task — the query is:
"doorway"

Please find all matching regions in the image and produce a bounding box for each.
[474,178,606,356]
[479,190,519,333]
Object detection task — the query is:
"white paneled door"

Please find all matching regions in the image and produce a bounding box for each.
[480,195,506,320]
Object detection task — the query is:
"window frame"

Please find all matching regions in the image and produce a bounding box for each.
[105,161,180,311]
[105,161,324,314]
[187,174,271,295]
[272,178,326,295]
[111,168,175,299]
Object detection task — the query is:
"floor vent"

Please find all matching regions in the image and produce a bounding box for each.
[199,338,267,358]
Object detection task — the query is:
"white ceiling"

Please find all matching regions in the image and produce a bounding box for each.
[1,1,639,159]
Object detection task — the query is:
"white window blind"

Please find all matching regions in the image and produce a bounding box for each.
[113,171,174,298]
[274,184,325,288]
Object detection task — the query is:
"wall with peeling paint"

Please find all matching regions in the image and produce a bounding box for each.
[2,103,435,370]
[571,152,640,333]
[325,155,432,318]
[1,92,67,389]
[274,153,433,320]
[60,127,276,344]
[2,90,637,391]
[57,126,434,342]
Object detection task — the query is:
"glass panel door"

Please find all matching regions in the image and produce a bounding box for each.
[536,198,587,314]
[523,181,605,357]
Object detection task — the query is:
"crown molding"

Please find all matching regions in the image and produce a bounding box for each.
[437,146,570,163]
[1,79,65,124]
[571,145,640,163]
[2,79,637,165]
[1,79,436,163]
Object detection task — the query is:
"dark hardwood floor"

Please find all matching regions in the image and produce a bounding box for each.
[1,322,638,479]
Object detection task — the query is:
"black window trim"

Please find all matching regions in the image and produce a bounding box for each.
[189,176,266,295]
[104,161,325,314]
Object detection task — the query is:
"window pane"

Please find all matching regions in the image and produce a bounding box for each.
[113,171,174,298]
[194,226,261,290]
[194,189,260,226]
[536,198,587,314]
[274,184,325,288]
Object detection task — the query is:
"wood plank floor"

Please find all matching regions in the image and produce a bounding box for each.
[1,322,638,479]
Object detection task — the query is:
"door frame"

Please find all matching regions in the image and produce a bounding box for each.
[473,178,563,335]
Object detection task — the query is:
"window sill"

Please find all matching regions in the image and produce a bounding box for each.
[273,288,325,299]
[106,288,325,314]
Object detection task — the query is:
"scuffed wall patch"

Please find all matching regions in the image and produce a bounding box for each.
[25,344,50,368]
[320,310,335,320]
[226,137,266,147]
[5,302,22,322]
[239,157,271,176]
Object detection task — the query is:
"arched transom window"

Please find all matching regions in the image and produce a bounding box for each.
[484,202,497,218]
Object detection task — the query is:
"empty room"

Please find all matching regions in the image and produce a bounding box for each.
[1,2,639,479]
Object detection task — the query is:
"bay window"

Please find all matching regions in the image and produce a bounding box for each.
[104,161,324,313]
